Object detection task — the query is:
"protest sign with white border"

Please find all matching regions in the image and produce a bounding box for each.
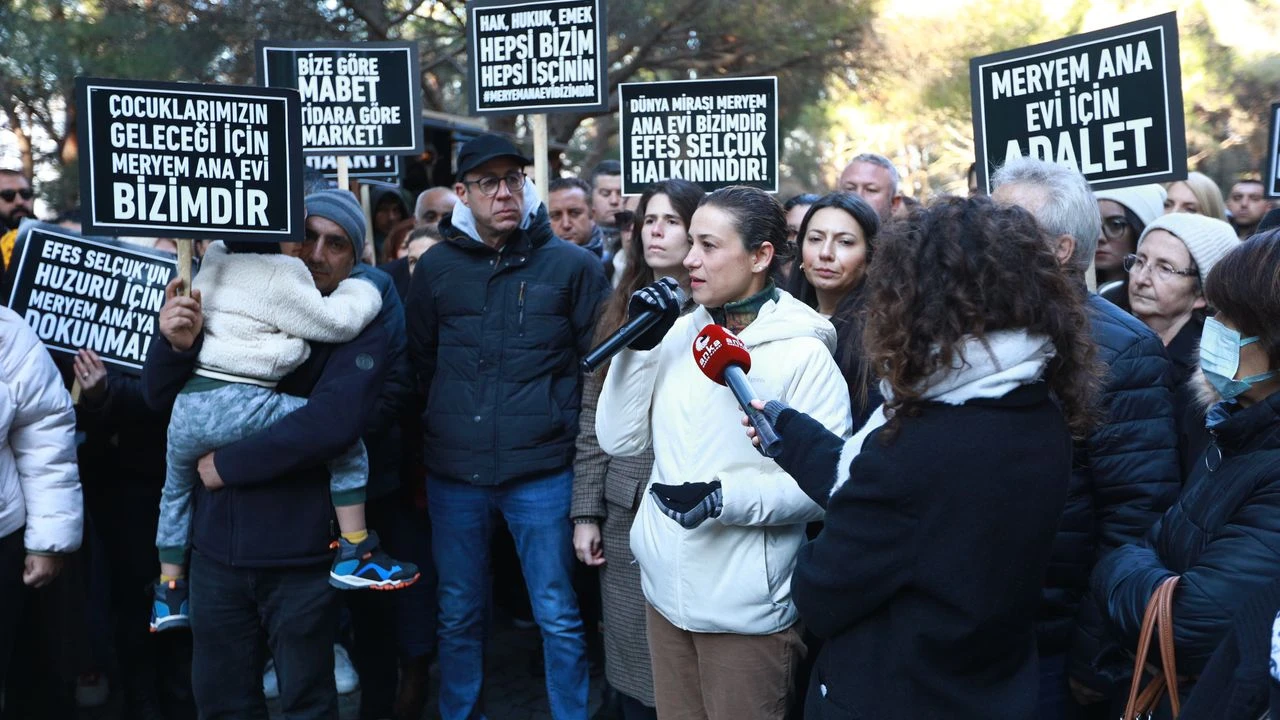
[466,0,607,115]
[77,76,304,242]
[1265,103,1280,199]
[6,221,184,372]
[970,13,1186,193]
[305,154,402,183]
[257,40,425,156]
[619,77,779,195]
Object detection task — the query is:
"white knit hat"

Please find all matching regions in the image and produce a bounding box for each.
[1137,213,1240,287]
[1095,184,1167,228]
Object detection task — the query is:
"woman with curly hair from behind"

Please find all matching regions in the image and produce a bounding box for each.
[744,196,1102,719]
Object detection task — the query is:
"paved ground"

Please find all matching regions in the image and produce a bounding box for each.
[72,620,604,720]
[290,621,606,720]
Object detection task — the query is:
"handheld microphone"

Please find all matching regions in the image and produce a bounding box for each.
[581,279,687,374]
[692,324,782,458]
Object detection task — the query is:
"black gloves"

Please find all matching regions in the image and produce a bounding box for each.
[626,277,683,351]
[650,481,723,529]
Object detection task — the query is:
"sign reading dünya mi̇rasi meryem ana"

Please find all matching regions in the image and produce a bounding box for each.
[76,77,303,241]
[970,12,1186,192]
[466,0,607,114]
[257,41,424,155]
[6,222,180,372]
[619,76,778,195]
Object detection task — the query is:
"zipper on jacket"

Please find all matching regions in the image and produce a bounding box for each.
[517,281,527,337]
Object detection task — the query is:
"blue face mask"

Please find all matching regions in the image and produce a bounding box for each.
[1200,317,1277,401]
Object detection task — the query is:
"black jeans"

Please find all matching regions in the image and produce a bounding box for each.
[0,528,24,691]
[347,492,437,719]
[189,551,339,720]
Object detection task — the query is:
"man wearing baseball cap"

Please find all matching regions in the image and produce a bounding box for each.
[405,134,609,719]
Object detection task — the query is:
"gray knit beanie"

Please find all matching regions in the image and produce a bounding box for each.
[1138,213,1240,287]
[305,189,366,260]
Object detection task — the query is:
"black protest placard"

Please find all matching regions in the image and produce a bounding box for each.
[970,13,1186,192]
[258,41,425,156]
[619,77,779,195]
[304,154,402,183]
[6,222,181,372]
[1265,104,1280,198]
[77,77,304,242]
[466,0,607,115]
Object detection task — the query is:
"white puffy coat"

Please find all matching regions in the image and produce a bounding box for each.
[195,241,383,382]
[0,305,82,553]
[597,291,852,634]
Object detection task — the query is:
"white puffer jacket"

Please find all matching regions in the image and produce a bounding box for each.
[195,241,383,382]
[598,291,852,634]
[0,306,82,553]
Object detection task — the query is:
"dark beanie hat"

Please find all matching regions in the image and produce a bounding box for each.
[305,189,366,259]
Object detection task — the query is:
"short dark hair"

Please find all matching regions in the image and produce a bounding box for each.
[700,185,792,270]
[589,160,621,189]
[549,177,592,196]
[783,193,822,212]
[1204,229,1280,368]
[0,168,29,183]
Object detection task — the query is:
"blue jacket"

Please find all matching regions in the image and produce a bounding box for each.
[404,206,609,486]
[1082,391,1280,680]
[141,286,391,568]
[1041,295,1180,654]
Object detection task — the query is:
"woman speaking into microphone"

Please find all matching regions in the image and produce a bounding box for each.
[746,196,1101,719]
[596,186,852,720]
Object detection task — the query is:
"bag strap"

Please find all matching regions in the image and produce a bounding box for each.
[1156,576,1182,718]
[1123,579,1165,719]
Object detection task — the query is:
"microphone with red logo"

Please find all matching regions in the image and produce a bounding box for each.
[692,324,782,458]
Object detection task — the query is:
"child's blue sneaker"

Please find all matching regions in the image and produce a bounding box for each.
[150,578,190,632]
[329,531,420,591]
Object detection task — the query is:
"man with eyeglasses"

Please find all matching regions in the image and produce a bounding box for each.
[404,133,608,720]
[991,157,1180,716]
[0,170,35,273]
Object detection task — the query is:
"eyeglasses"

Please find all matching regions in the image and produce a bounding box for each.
[463,172,526,197]
[1123,254,1198,282]
[0,188,33,202]
[1100,217,1131,241]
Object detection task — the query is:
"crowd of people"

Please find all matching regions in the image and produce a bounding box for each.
[1,134,1279,720]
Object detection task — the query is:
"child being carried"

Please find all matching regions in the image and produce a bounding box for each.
[150,191,418,632]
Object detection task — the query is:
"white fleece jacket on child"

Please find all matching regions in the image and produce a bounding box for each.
[193,241,383,383]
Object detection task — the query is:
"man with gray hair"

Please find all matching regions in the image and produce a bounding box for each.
[838,152,901,220]
[991,156,1181,714]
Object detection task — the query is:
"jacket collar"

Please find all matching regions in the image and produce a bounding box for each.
[439,204,554,260]
[1206,391,1280,452]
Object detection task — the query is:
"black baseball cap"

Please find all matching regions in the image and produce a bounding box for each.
[455,134,533,181]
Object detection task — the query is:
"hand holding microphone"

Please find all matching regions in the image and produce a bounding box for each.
[692,324,783,457]
[581,277,685,373]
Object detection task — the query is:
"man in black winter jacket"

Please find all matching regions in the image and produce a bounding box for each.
[142,193,393,719]
[404,134,609,720]
[992,157,1181,715]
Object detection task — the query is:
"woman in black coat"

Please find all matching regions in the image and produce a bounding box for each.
[747,197,1101,718]
[1075,230,1280,703]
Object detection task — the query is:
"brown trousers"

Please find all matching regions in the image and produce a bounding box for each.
[645,604,805,720]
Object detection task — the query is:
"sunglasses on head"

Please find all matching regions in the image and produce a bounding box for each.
[0,188,33,202]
